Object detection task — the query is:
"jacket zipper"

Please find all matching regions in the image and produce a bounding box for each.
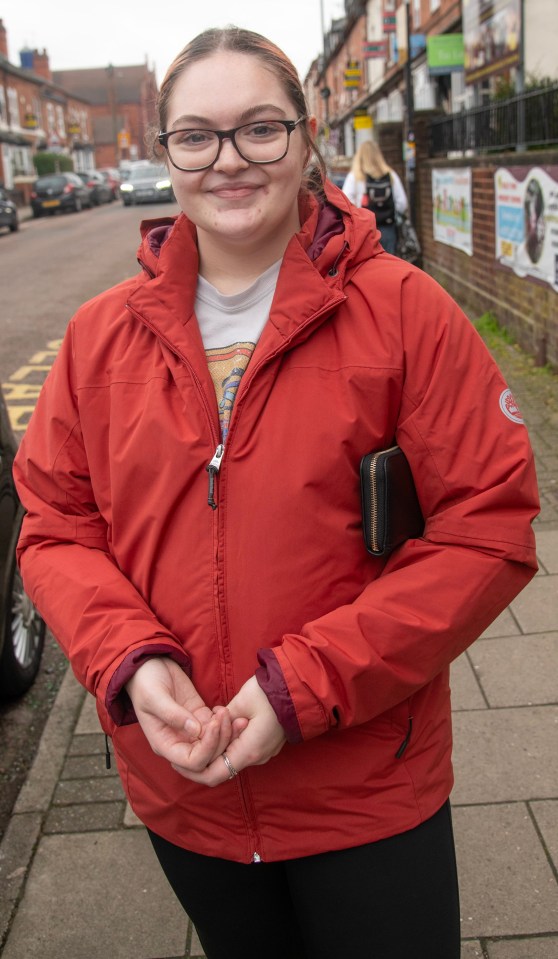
[128,291,346,861]
[206,443,224,509]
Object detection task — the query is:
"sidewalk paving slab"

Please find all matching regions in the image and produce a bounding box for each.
[453,803,558,939]
[466,632,558,706]
[452,706,558,804]
[0,831,189,959]
[487,937,558,958]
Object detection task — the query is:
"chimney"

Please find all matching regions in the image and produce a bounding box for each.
[0,19,8,60]
[32,48,51,81]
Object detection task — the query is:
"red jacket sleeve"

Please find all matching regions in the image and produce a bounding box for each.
[257,269,539,741]
[13,321,190,725]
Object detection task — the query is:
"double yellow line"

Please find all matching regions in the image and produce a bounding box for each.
[2,339,62,433]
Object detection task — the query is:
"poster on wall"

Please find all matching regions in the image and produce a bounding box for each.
[462,0,521,84]
[495,166,558,293]
[432,168,473,256]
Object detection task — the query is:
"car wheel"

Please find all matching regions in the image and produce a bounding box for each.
[0,518,46,698]
[9,218,19,232]
[32,209,42,219]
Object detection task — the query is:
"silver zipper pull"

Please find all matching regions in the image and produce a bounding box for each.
[206,443,224,510]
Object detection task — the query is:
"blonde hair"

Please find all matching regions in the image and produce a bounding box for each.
[350,140,391,183]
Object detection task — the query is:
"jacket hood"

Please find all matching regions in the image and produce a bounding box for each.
[135,179,383,282]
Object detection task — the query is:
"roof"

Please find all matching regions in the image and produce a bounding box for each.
[51,64,156,106]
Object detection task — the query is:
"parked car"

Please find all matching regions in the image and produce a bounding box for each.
[120,164,175,205]
[98,166,121,199]
[0,388,45,697]
[0,187,19,233]
[77,170,114,205]
[30,173,93,218]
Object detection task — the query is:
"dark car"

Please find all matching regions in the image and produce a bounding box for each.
[120,164,175,206]
[30,172,93,218]
[77,170,114,205]
[98,167,122,199]
[0,187,18,233]
[0,388,45,697]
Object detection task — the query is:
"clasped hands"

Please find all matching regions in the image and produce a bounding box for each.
[126,657,286,787]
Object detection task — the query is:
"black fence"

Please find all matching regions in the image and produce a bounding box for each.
[430,84,558,156]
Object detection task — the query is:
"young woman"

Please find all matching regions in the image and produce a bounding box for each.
[14,26,538,959]
[342,139,408,253]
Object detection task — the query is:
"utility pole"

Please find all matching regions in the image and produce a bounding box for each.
[404,0,416,224]
[516,0,525,151]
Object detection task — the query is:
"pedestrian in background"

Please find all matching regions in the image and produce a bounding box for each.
[342,139,408,253]
[14,24,539,959]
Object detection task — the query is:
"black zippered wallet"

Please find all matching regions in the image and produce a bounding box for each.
[360,445,424,556]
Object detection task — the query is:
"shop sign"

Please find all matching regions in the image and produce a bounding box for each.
[463,0,521,84]
[427,34,465,74]
[363,40,387,59]
[344,64,362,88]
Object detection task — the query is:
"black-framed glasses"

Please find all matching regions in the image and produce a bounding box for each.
[158,117,307,172]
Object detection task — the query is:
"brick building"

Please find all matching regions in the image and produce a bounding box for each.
[51,62,159,168]
[0,18,94,202]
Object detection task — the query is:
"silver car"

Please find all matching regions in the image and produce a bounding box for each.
[120,164,175,206]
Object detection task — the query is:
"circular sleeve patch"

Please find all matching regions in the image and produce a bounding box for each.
[499,388,524,424]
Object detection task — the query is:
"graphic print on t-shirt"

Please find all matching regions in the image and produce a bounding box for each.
[206,342,255,441]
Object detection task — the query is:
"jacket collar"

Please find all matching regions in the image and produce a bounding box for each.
[126,181,381,365]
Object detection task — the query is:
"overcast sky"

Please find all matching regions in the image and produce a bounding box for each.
[1,0,346,86]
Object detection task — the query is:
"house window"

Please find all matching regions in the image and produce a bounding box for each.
[46,102,55,132]
[11,145,33,176]
[413,0,421,29]
[7,87,20,126]
[0,86,6,124]
[430,0,441,9]
[56,104,65,138]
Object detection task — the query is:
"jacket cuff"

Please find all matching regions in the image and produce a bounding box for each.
[105,644,192,726]
[255,649,302,743]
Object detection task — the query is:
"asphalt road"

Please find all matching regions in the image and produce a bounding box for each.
[0,196,179,841]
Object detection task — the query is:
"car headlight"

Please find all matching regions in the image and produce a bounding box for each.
[120,183,134,193]
[156,179,172,190]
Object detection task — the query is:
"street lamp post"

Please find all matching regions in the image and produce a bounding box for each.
[404,0,416,225]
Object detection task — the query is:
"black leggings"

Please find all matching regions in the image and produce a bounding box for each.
[148,801,460,959]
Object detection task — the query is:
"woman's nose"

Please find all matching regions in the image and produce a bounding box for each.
[213,137,250,172]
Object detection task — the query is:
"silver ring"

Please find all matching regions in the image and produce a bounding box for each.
[222,752,238,779]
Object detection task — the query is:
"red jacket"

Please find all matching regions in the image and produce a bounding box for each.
[14,185,538,863]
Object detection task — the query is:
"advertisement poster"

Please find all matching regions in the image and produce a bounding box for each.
[495,166,558,292]
[432,168,473,256]
[463,0,520,83]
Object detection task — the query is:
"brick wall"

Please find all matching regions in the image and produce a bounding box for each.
[378,114,558,368]
[419,148,558,368]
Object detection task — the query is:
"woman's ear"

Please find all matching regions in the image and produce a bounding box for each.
[303,115,319,166]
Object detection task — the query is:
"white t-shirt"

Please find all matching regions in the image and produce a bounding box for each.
[195,260,281,441]
[341,169,408,215]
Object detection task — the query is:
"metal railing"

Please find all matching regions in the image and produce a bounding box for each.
[430,84,558,156]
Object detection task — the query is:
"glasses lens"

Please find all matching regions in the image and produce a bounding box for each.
[235,121,289,163]
[167,130,220,171]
